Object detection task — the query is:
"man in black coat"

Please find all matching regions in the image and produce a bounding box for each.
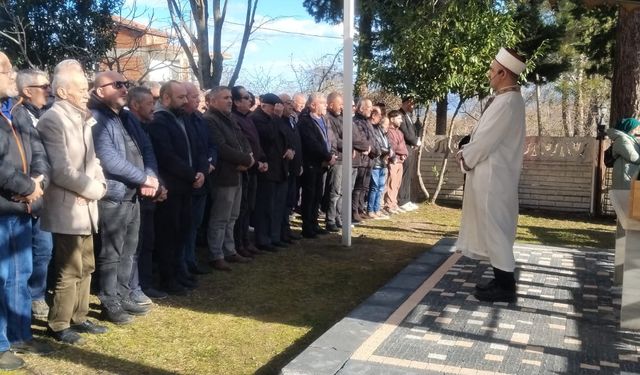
[352,99,376,223]
[323,91,344,232]
[147,80,208,295]
[298,93,336,238]
[279,93,303,242]
[397,96,421,211]
[250,93,294,250]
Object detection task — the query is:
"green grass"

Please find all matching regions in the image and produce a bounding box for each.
[16,204,615,374]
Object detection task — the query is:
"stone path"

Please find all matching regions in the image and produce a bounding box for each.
[282,238,640,374]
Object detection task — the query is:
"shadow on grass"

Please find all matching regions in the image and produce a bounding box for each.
[522,225,614,249]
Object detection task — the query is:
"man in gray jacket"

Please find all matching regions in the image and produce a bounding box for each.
[90,71,158,324]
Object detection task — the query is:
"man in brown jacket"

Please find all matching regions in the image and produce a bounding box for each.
[38,61,107,345]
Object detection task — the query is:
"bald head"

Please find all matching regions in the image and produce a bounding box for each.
[292,93,306,113]
[183,82,200,114]
[94,71,128,111]
[54,59,84,76]
[0,52,17,98]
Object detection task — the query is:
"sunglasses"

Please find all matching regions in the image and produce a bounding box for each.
[28,84,51,90]
[99,81,131,90]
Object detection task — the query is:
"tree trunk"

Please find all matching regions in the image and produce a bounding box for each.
[417,103,432,201]
[535,76,542,136]
[430,97,464,204]
[354,2,373,98]
[574,66,584,136]
[228,0,257,87]
[211,0,227,87]
[610,2,640,126]
[561,78,571,136]
[435,97,447,135]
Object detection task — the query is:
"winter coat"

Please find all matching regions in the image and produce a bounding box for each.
[607,128,640,189]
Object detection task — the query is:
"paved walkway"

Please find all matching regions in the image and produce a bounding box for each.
[282,238,640,374]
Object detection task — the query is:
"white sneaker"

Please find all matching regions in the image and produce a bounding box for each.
[408,202,419,210]
[399,202,413,211]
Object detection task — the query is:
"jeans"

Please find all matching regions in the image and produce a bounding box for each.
[324,164,343,226]
[208,185,241,260]
[130,200,155,292]
[29,217,52,301]
[0,215,33,350]
[368,168,387,213]
[184,194,207,269]
[96,200,140,306]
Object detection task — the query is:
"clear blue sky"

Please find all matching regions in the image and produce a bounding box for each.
[124,0,343,91]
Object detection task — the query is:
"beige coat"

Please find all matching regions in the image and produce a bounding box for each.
[38,100,106,235]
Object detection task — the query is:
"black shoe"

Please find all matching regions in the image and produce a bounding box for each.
[474,284,517,303]
[189,264,212,275]
[282,238,294,244]
[314,227,329,235]
[301,231,317,239]
[256,244,277,252]
[10,339,56,355]
[326,224,339,232]
[177,275,198,290]
[335,222,343,229]
[289,233,303,240]
[71,320,108,334]
[161,282,189,296]
[48,328,85,345]
[101,304,134,325]
[273,241,288,248]
[475,279,497,292]
[121,298,150,316]
[0,350,25,370]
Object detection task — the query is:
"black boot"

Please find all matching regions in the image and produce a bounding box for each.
[474,267,516,303]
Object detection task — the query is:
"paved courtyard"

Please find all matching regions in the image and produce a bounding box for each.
[282,238,640,374]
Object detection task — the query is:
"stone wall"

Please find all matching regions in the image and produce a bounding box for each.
[419,136,604,213]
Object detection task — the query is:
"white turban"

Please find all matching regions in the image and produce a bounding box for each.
[495,48,526,75]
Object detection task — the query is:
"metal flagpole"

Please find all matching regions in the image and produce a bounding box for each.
[341,0,354,246]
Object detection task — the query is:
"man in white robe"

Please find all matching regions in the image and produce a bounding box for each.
[455,47,527,303]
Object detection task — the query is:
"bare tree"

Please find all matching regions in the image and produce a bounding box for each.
[0,3,36,68]
[167,0,263,89]
[290,49,343,94]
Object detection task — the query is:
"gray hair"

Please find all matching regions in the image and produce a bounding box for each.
[53,59,83,75]
[356,98,372,112]
[306,92,325,107]
[16,69,48,94]
[142,81,161,91]
[205,85,230,101]
[127,86,153,107]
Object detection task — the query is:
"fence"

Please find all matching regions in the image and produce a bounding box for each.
[418,135,613,215]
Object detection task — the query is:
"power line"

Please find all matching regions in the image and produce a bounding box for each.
[224,20,342,40]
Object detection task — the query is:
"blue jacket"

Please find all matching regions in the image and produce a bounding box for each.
[188,112,217,195]
[89,95,157,202]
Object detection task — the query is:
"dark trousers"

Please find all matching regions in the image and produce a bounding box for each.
[324,164,343,226]
[96,200,140,306]
[234,172,256,249]
[286,174,300,210]
[399,148,417,206]
[301,164,323,233]
[255,178,288,246]
[49,234,94,332]
[352,166,372,213]
[154,193,191,287]
[130,200,155,291]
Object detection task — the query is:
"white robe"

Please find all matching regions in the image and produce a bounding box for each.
[455,91,525,272]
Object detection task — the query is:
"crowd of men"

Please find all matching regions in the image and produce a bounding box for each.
[0,51,423,370]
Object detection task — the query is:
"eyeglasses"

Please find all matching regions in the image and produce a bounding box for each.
[99,81,131,90]
[28,84,51,90]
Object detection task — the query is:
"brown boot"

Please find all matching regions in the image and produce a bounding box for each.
[225,254,252,263]
[237,248,254,258]
[209,259,232,271]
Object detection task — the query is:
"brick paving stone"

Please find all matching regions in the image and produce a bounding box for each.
[282,241,640,375]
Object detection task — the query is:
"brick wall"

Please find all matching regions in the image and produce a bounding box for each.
[419,136,604,213]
